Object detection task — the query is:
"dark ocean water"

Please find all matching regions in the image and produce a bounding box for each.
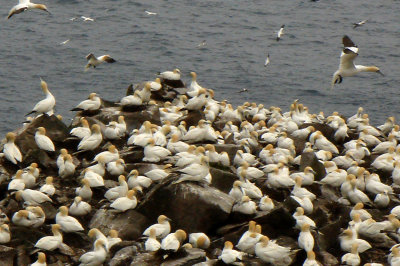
[0,0,399,137]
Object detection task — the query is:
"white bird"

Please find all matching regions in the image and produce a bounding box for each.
[236,221,261,254]
[7,0,50,19]
[88,228,108,249]
[83,169,104,187]
[174,156,211,184]
[121,91,143,106]
[298,223,314,252]
[8,170,25,191]
[79,239,108,266]
[35,127,55,152]
[104,175,128,201]
[145,228,161,252]
[144,164,171,182]
[107,230,122,248]
[293,207,316,229]
[71,93,101,111]
[59,154,76,178]
[75,178,93,201]
[56,206,84,233]
[145,10,157,15]
[143,215,171,239]
[70,118,91,139]
[219,241,244,264]
[341,243,360,266]
[81,16,94,21]
[77,124,102,151]
[339,229,371,253]
[331,35,383,89]
[26,78,55,116]
[69,196,91,216]
[15,189,52,206]
[85,53,116,71]
[264,53,270,67]
[187,72,203,97]
[110,189,137,212]
[259,195,275,211]
[255,235,294,266]
[30,252,46,266]
[40,176,55,196]
[353,19,368,28]
[143,138,171,162]
[127,169,152,189]
[158,68,181,80]
[34,224,63,251]
[276,25,285,41]
[3,132,22,164]
[93,145,119,164]
[189,232,210,249]
[303,251,321,266]
[0,224,10,244]
[107,159,125,176]
[60,39,70,45]
[161,229,187,251]
[232,196,257,215]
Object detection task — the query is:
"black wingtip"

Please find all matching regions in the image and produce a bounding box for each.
[342,35,356,47]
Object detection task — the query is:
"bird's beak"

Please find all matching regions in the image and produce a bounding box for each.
[377,70,384,76]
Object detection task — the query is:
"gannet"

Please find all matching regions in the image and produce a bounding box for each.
[26,78,55,116]
[236,221,261,254]
[145,228,161,251]
[69,196,91,216]
[291,177,316,201]
[255,235,294,265]
[40,176,55,196]
[303,251,321,266]
[3,132,22,164]
[16,189,52,205]
[339,229,371,253]
[75,178,93,201]
[143,215,171,239]
[59,154,76,177]
[88,228,108,249]
[12,209,35,227]
[158,68,181,80]
[259,195,274,211]
[106,158,125,176]
[70,118,91,139]
[233,195,257,214]
[34,224,63,251]
[144,164,171,182]
[110,189,137,212]
[0,224,10,244]
[187,72,203,97]
[127,169,152,189]
[7,0,50,19]
[298,223,314,252]
[276,25,285,41]
[189,233,210,249]
[161,229,187,251]
[331,35,383,89]
[79,239,108,266]
[82,169,104,187]
[81,16,94,21]
[174,155,211,184]
[60,39,70,45]
[104,175,128,201]
[289,166,315,185]
[77,124,102,151]
[56,206,84,233]
[8,170,25,191]
[167,134,190,153]
[353,19,368,28]
[34,127,55,152]
[143,138,171,162]
[71,93,101,111]
[31,252,46,266]
[219,241,244,264]
[293,207,316,230]
[93,145,119,163]
[85,53,116,71]
[107,230,122,248]
[341,243,360,266]
[264,53,270,67]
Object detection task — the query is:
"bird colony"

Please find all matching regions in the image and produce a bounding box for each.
[0,69,399,266]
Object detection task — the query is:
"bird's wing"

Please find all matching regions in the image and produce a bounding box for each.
[342,35,356,47]
[86,53,95,60]
[99,55,116,63]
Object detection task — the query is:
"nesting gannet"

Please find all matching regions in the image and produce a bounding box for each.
[34,127,55,152]
[26,78,55,116]
[158,68,181,80]
[293,207,316,229]
[353,19,368,28]
[110,189,137,212]
[105,175,128,201]
[219,241,244,264]
[79,239,108,266]
[187,72,203,97]
[39,176,55,196]
[331,35,383,89]
[143,215,171,239]
[127,169,152,189]
[25,206,45,228]
[88,228,108,249]
[93,145,119,163]
[189,233,210,249]
[107,230,122,248]
[70,118,91,139]
[69,196,91,216]
[298,223,314,252]
[75,178,93,200]
[71,93,101,111]
[12,209,34,226]
[341,243,360,266]
[339,229,371,253]
[161,229,187,251]
[8,170,26,191]
[174,155,211,184]
[143,138,171,162]
[255,235,294,266]
[31,252,46,266]
[303,251,321,266]
[7,0,50,19]
[77,124,102,151]
[59,154,76,178]
[34,224,63,251]
[259,195,274,211]
[0,224,10,244]
[16,189,52,205]
[107,159,125,176]
[236,221,261,254]
[3,132,22,164]
[56,206,84,233]
[233,195,257,215]
[85,53,116,71]
[145,228,161,251]
[144,164,171,182]
[83,169,104,187]
[276,25,285,41]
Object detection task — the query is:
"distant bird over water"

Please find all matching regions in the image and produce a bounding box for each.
[276,25,285,41]
[145,11,157,15]
[81,16,94,22]
[85,53,116,71]
[331,35,383,89]
[353,19,368,29]
[264,54,270,67]
[7,0,50,19]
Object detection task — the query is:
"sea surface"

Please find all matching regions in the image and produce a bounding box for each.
[0,0,399,137]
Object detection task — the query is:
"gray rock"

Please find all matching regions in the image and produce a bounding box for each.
[299,151,326,181]
[109,245,138,266]
[0,245,16,266]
